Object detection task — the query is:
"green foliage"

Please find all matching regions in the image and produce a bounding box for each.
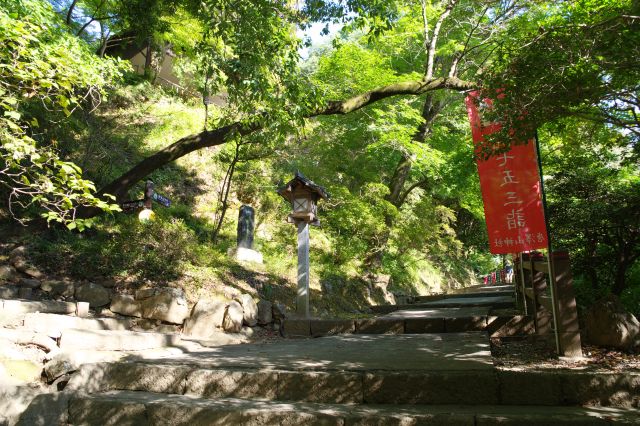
[0,0,125,227]
[480,0,640,154]
[543,119,640,308]
[31,214,201,281]
[5,0,639,315]
[189,0,316,125]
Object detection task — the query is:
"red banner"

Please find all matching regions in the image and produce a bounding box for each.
[465,91,548,254]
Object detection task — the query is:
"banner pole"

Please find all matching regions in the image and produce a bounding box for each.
[534,131,561,355]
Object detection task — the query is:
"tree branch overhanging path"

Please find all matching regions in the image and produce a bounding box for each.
[98,76,475,201]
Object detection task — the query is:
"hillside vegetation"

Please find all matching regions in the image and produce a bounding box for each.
[1,0,638,316]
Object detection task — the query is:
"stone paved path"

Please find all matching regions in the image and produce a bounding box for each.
[139,332,494,371]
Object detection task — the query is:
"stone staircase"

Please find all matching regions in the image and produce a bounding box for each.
[282,284,532,338]
[10,285,640,424]
[17,333,640,424]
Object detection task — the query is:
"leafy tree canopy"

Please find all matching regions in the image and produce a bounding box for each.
[479,0,640,154]
[0,0,124,228]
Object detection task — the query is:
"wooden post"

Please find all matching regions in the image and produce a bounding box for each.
[552,251,583,357]
[144,180,154,210]
[296,220,310,318]
[532,257,553,336]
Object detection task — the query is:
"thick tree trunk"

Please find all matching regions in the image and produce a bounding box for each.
[387,153,414,208]
[611,242,637,296]
[97,77,473,203]
[364,94,446,272]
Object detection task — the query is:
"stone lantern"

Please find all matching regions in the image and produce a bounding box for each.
[278,172,329,318]
[278,172,328,226]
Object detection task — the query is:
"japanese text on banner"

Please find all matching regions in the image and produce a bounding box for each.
[465,91,548,254]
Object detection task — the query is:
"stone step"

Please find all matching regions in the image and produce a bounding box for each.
[43,346,202,382]
[0,298,78,314]
[371,296,516,314]
[283,314,533,337]
[413,290,515,302]
[59,329,182,351]
[67,390,640,425]
[65,361,640,408]
[1,299,81,327]
[23,313,135,338]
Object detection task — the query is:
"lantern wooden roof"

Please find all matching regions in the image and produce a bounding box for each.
[277,172,329,203]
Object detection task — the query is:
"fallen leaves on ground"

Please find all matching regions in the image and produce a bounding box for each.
[491,337,640,372]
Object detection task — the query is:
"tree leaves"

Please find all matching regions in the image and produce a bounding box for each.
[0,0,124,227]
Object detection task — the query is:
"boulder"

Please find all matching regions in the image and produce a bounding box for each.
[135,288,156,300]
[97,278,117,288]
[0,287,18,299]
[75,282,111,307]
[18,288,31,300]
[41,280,75,298]
[9,245,27,261]
[257,299,273,325]
[183,300,227,339]
[237,294,258,327]
[137,287,189,325]
[272,303,286,321]
[0,384,46,426]
[584,295,640,351]
[222,301,244,333]
[110,294,142,318]
[19,278,41,289]
[0,265,18,282]
[13,261,43,279]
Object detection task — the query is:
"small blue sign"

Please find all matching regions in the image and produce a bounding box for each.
[152,192,171,207]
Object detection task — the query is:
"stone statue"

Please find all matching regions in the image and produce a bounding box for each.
[237,205,255,249]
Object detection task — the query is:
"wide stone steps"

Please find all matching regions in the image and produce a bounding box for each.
[412,289,515,303]
[65,361,640,408]
[68,390,640,425]
[22,313,136,338]
[0,299,79,326]
[371,295,516,314]
[283,312,533,337]
[15,334,640,424]
[59,328,182,351]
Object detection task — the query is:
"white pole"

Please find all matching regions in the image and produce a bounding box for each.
[297,220,310,318]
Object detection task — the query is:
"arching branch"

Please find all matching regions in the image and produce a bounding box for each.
[97,76,475,202]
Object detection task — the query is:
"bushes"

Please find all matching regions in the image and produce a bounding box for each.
[31,215,200,282]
